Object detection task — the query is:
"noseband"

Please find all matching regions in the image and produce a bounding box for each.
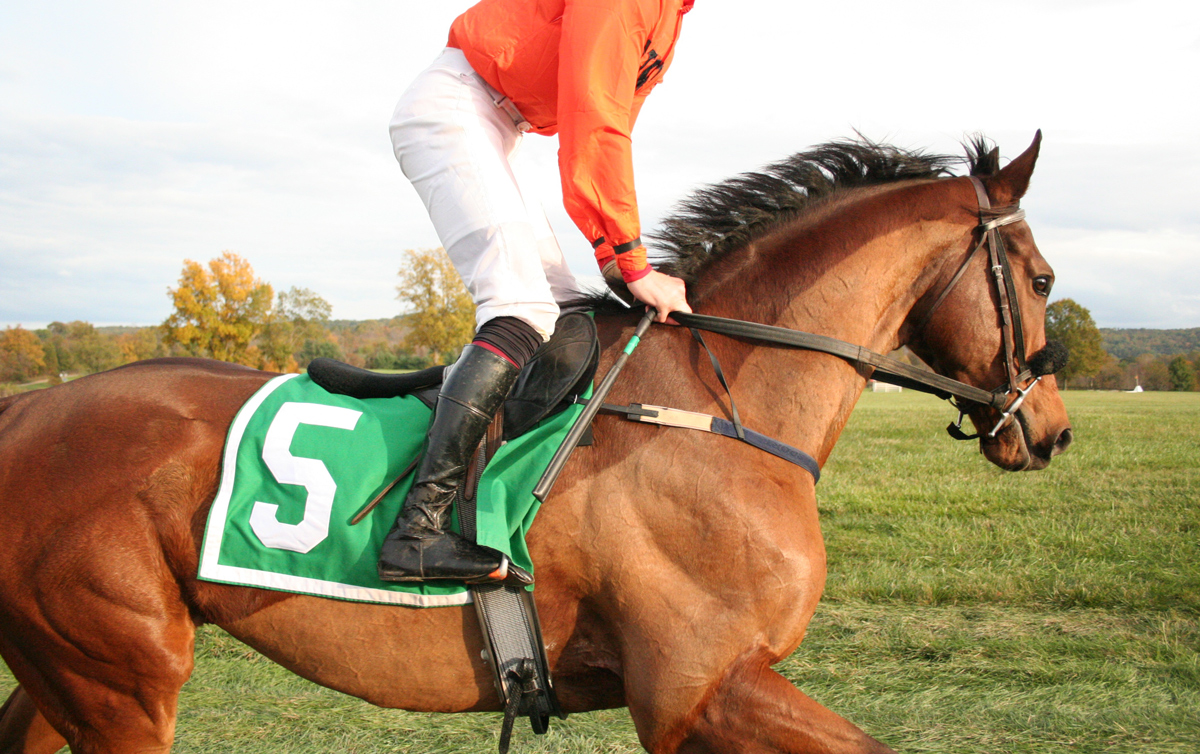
[670,175,1055,443]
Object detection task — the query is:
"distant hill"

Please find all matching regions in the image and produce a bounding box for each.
[1100,328,1200,360]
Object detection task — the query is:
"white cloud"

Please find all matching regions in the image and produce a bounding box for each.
[1038,227,1200,327]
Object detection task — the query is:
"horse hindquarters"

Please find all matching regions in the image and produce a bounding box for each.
[0,491,198,754]
[0,686,66,754]
[0,363,259,753]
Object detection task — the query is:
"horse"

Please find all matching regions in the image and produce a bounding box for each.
[0,133,1071,754]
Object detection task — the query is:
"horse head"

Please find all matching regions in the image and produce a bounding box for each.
[646,133,1073,472]
[907,132,1073,471]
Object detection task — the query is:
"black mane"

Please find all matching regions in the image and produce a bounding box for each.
[575,135,1000,312]
[652,136,999,283]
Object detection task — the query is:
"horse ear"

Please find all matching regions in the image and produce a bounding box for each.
[984,130,1041,205]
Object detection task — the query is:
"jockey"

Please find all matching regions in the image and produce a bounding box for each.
[379,0,695,585]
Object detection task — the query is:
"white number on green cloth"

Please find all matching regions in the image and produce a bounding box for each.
[249,401,363,553]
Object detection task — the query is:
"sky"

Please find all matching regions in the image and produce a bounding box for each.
[1,0,1198,330]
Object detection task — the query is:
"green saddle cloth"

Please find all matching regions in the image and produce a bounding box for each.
[198,373,584,607]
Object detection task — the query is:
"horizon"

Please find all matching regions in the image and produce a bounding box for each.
[9,315,1200,335]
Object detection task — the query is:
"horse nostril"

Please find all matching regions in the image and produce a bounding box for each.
[1052,427,1073,456]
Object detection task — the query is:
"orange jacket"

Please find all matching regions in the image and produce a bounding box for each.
[448,0,693,282]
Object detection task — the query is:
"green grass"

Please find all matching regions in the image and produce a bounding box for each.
[0,376,79,396]
[820,392,1200,614]
[2,391,1197,752]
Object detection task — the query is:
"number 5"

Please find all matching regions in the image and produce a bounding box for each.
[249,401,362,553]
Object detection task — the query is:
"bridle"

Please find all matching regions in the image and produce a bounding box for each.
[916,176,1040,440]
[670,174,1060,443]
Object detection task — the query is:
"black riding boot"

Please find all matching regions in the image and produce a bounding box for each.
[378,344,532,585]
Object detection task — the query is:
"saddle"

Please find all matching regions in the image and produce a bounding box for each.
[307,311,599,441]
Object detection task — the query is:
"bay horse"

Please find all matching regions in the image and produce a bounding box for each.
[0,134,1071,754]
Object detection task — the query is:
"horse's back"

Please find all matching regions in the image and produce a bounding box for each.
[0,357,267,448]
[0,358,268,519]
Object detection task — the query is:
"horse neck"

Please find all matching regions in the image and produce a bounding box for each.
[677,179,972,465]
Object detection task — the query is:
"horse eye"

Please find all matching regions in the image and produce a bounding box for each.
[1032,275,1053,297]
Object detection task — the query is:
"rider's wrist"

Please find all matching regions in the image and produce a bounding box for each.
[615,242,650,283]
[620,263,651,284]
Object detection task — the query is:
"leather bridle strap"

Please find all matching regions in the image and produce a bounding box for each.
[915,178,1026,339]
[671,311,1008,410]
[969,176,1029,393]
[912,236,988,336]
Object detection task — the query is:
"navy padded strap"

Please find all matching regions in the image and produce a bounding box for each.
[711,418,821,483]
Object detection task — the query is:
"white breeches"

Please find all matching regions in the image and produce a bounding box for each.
[389,48,583,340]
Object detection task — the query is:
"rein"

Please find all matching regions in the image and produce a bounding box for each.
[671,175,1046,441]
[672,311,1007,410]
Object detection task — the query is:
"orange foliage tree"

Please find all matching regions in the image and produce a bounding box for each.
[259,286,337,372]
[116,328,164,364]
[0,326,47,383]
[161,252,274,366]
[395,248,474,365]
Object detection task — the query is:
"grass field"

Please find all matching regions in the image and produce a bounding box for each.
[3,391,1197,752]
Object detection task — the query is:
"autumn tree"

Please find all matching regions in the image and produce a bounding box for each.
[116,328,165,364]
[41,338,62,385]
[395,248,474,365]
[0,326,46,383]
[259,287,339,371]
[1138,354,1172,391]
[162,252,274,365]
[1045,299,1107,387]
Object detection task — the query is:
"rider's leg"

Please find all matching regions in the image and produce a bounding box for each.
[377,319,540,583]
[381,48,575,583]
[388,47,566,340]
[508,150,588,309]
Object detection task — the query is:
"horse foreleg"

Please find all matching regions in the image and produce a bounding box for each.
[0,686,67,754]
[658,652,895,754]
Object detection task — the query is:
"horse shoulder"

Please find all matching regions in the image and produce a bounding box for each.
[554,421,827,666]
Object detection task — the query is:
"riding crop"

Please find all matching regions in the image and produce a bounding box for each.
[532,307,656,502]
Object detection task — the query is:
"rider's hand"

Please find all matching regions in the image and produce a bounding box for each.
[626,269,692,324]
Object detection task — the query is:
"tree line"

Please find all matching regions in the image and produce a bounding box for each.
[1101,327,1200,361]
[1,249,474,394]
[1046,299,1197,391]
[3,255,1198,393]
